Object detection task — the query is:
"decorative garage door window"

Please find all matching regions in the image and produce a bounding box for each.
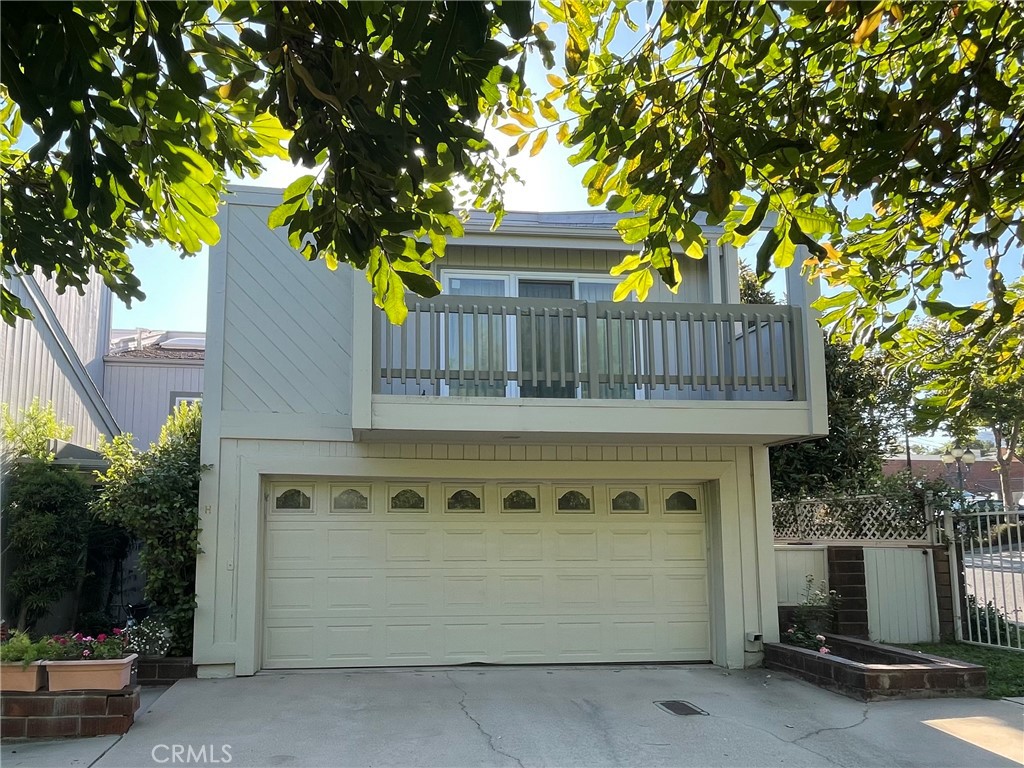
[274,485,313,511]
[331,486,370,513]
[556,488,592,512]
[664,489,700,513]
[446,487,483,512]
[610,489,646,513]
[501,487,539,512]
[389,486,427,512]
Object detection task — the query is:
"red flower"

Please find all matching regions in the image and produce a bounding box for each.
[96,634,107,642]
[112,627,124,636]
[73,632,83,641]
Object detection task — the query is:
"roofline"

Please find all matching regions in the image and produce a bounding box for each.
[222,185,725,249]
[104,355,205,366]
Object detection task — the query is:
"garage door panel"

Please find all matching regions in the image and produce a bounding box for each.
[661,529,706,561]
[326,575,376,609]
[663,573,710,608]
[384,623,436,662]
[327,528,379,564]
[324,624,376,663]
[262,479,711,668]
[442,529,488,561]
[385,529,435,562]
[265,527,321,566]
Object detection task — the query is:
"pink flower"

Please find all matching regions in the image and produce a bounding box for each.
[83,636,94,643]
[73,632,83,641]
[819,647,830,654]
[56,636,67,645]
[96,634,107,642]
[112,627,123,636]
[82,650,91,658]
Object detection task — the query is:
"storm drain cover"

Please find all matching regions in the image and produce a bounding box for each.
[655,700,709,717]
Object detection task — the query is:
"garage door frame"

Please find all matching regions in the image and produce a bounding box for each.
[260,478,712,668]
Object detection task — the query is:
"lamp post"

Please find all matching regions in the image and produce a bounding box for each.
[940,446,976,494]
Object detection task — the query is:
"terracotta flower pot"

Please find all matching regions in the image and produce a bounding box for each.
[44,654,138,692]
[0,661,45,692]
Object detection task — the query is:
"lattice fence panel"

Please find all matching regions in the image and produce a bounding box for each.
[773,495,930,542]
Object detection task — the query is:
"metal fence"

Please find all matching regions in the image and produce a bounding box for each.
[947,506,1023,651]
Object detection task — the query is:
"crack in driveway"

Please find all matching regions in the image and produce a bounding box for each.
[792,705,870,745]
[445,672,525,768]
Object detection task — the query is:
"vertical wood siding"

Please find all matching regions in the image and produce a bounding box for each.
[1,275,110,447]
[774,546,829,604]
[864,548,937,644]
[220,206,353,418]
[103,361,205,448]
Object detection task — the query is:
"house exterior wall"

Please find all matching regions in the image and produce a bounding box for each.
[103,359,205,448]
[1,273,116,448]
[208,198,354,444]
[193,438,780,676]
[194,188,820,676]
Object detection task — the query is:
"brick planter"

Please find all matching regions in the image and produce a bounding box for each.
[136,656,196,686]
[764,635,987,701]
[1,686,141,738]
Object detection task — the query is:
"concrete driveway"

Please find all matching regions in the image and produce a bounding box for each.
[7,665,1024,768]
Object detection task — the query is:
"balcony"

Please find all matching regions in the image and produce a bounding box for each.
[353,292,827,445]
[375,298,805,402]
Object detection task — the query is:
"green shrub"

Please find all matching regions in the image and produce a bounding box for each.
[0,631,51,666]
[2,460,91,630]
[93,403,205,656]
[1,397,74,461]
[966,595,1022,649]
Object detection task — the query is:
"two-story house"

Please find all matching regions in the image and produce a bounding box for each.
[193,186,828,677]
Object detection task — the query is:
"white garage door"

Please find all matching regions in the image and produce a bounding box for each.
[262,480,710,668]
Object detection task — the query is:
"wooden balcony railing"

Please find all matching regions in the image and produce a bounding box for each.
[373,298,805,402]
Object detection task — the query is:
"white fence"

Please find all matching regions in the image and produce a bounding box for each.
[775,546,828,605]
[774,494,939,644]
[864,548,939,644]
[948,507,1023,651]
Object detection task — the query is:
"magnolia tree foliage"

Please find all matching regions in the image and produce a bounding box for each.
[2,1,1022,409]
[521,0,1024,406]
[0,0,544,324]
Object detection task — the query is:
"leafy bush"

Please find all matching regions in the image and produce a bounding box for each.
[1,398,75,461]
[2,460,91,630]
[966,595,1022,649]
[93,403,206,656]
[0,631,51,666]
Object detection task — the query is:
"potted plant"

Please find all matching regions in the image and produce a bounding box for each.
[0,631,49,691]
[43,630,137,691]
